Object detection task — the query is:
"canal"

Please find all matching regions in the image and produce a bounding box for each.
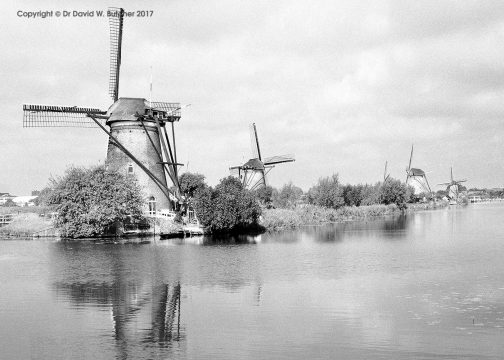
[1,203,504,359]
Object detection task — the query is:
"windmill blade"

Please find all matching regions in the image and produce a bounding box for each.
[249,123,261,160]
[263,154,295,165]
[23,104,107,128]
[408,145,414,171]
[437,182,451,186]
[455,179,467,183]
[109,7,124,102]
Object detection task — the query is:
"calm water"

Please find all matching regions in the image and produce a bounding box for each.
[1,204,504,359]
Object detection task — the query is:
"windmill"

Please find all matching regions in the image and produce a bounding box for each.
[22,8,185,214]
[405,145,432,197]
[230,123,295,191]
[438,167,467,204]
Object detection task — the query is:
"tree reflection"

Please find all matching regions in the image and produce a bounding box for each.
[301,214,413,242]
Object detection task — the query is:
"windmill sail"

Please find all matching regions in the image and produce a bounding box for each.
[263,154,295,165]
[23,104,107,128]
[249,123,261,160]
[231,123,295,190]
[108,7,124,102]
[22,5,188,213]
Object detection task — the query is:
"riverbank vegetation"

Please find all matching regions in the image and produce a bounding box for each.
[261,204,401,231]
[189,176,262,233]
[3,167,444,238]
[257,175,442,231]
[44,166,145,238]
[0,213,52,237]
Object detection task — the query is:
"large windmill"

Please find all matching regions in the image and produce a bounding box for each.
[405,145,432,197]
[438,167,467,204]
[230,123,295,191]
[23,8,184,214]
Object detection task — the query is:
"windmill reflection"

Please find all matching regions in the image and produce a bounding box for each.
[50,242,185,356]
[147,283,181,344]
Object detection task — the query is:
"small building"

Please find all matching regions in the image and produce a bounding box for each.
[12,196,38,207]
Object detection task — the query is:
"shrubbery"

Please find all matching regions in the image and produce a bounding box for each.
[272,182,303,209]
[307,174,345,209]
[261,204,400,231]
[47,165,145,238]
[193,176,262,233]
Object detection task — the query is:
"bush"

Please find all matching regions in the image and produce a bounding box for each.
[255,185,274,208]
[272,182,303,209]
[307,174,345,209]
[47,165,145,238]
[193,176,262,233]
[379,178,409,210]
[261,203,401,231]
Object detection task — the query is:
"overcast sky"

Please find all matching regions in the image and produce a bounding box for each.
[1,0,504,195]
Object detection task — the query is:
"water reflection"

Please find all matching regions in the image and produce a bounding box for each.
[299,214,412,243]
[13,206,503,359]
[51,243,184,358]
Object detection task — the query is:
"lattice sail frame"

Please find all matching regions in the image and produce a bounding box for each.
[23,105,107,128]
[108,7,124,101]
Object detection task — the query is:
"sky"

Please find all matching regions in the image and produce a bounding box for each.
[1,0,504,195]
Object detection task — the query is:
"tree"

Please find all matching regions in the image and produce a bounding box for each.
[179,172,207,199]
[272,182,303,209]
[47,165,145,238]
[307,174,345,209]
[342,184,366,206]
[255,185,274,208]
[33,186,53,206]
[360,183,381,205]
[193,176,262,232]
[379,178,409,210]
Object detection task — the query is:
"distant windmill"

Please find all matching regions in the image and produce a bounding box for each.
[438,167,467,204]
[22,8,185,213]
[405,145,432,196]
[230,123,295,191]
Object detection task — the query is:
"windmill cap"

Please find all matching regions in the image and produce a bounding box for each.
[242,158,265,170]
[409,168,426,176]
[106,98,150,122]
[105,97,181,124]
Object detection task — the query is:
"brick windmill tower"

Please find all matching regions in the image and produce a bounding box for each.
[23,8,184,213]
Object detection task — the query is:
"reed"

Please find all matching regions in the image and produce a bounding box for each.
[262,204,400,231]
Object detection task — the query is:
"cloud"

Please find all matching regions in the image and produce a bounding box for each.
[1,0,504,194]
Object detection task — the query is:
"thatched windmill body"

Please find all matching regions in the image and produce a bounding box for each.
[23,8,184,213]
[405,145,432,197]
[230,123,295,191]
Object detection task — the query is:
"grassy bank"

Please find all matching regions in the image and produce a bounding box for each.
[0,213,53,237]
[0,206,53,215]
[261,202,448,231]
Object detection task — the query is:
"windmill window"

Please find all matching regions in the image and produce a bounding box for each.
[148,196,156,216]
[128,164,134,174]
